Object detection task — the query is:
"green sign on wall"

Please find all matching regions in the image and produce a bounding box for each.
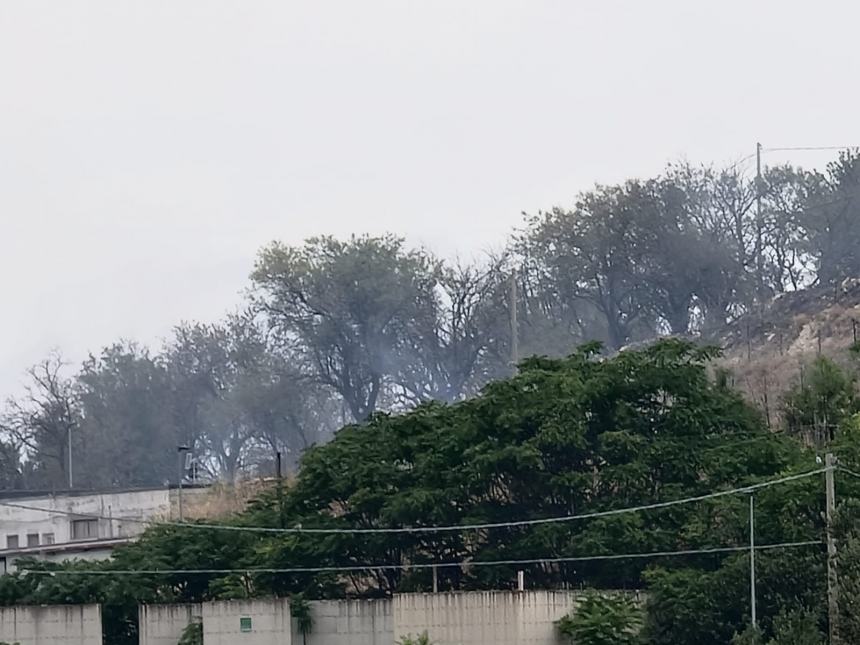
[240,616,252,632]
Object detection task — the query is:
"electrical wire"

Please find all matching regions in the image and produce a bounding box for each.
[0,468,829,536]
[19,540,823,576]
[725,153,758,172]
[764,146,860,153]
[837,465,860,480]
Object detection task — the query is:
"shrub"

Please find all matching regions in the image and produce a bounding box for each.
[556,592,643,645]
[177,622,203,645]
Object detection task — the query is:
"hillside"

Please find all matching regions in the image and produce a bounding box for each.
[718,279,860,429]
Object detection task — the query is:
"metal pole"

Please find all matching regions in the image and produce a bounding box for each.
[750,495,756,629]
[67,426,73,489]
[178,450,184,522]
[432,565,438,593]
[276,451,285,529]
[826,453,839,642]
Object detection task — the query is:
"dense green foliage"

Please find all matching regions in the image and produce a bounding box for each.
[782,357,859,444]
[556,592,642,645]
[176,622,203,645]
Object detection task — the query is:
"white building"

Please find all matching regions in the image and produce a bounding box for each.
[0,485,207,573]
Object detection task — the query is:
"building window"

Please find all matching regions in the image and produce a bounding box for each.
[42,533,55,545]
[6,535,19,550]
[71,519,99,541]
[26,533,39,547]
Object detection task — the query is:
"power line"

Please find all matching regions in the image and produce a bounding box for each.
[0,468,828,536]
[725,153,758,172]
[725,145,858,173]
[764,146,860,153]
[20,540,823,576]
[837,465,860,480]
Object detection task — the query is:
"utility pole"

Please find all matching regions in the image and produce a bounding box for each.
[510,268,519,368]
[826,452,839,642]
[750,495,757,630]
[67,426,73,489]
[177,445,189,522]
[276,451,286,529]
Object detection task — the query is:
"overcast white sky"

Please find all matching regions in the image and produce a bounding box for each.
[1,1,857,397]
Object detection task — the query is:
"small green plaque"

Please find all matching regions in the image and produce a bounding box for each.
[240,616,252,632]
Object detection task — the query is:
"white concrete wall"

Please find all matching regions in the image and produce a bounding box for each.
[138,591,640,645]
[294,598,393,645]
[0,604,102,645]
[138,603,202,645]
[202,599,292,645]
[394,591,578,645]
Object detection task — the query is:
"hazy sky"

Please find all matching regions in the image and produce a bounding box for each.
[1,1,857,397]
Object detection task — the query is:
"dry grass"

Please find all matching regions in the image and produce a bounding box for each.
[181,477,288,520]
[719,283,860,429]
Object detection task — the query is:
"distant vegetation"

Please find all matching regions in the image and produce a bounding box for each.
[3,151,860,491]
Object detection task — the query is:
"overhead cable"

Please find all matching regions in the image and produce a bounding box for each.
[0,468,828,536]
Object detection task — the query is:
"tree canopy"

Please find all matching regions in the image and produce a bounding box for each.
[6,151,860,489]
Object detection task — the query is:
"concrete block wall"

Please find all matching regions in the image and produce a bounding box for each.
[394,591,578,645]
[0,604,102,645]
[138,603,202,645]
[138,592,577,645]
[137,590,640,645]
[295,598,393,645]
[202,599,292,645]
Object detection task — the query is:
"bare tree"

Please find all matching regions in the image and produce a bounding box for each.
[1,352,79,488]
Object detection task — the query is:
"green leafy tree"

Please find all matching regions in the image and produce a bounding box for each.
[766,609,824,645]
[798,150,860,286]
[290,593,313,645]
[242,339,799,596]
[75,341,179,487]
[523,184,656,349]
[556,592,642,645]
[732,624,764,645]
[251,235,440,421]
[177,622,203,645]
[781,357,858,445]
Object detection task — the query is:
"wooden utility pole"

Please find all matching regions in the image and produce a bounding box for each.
[510,269,519,368]
[826,453,839,642]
